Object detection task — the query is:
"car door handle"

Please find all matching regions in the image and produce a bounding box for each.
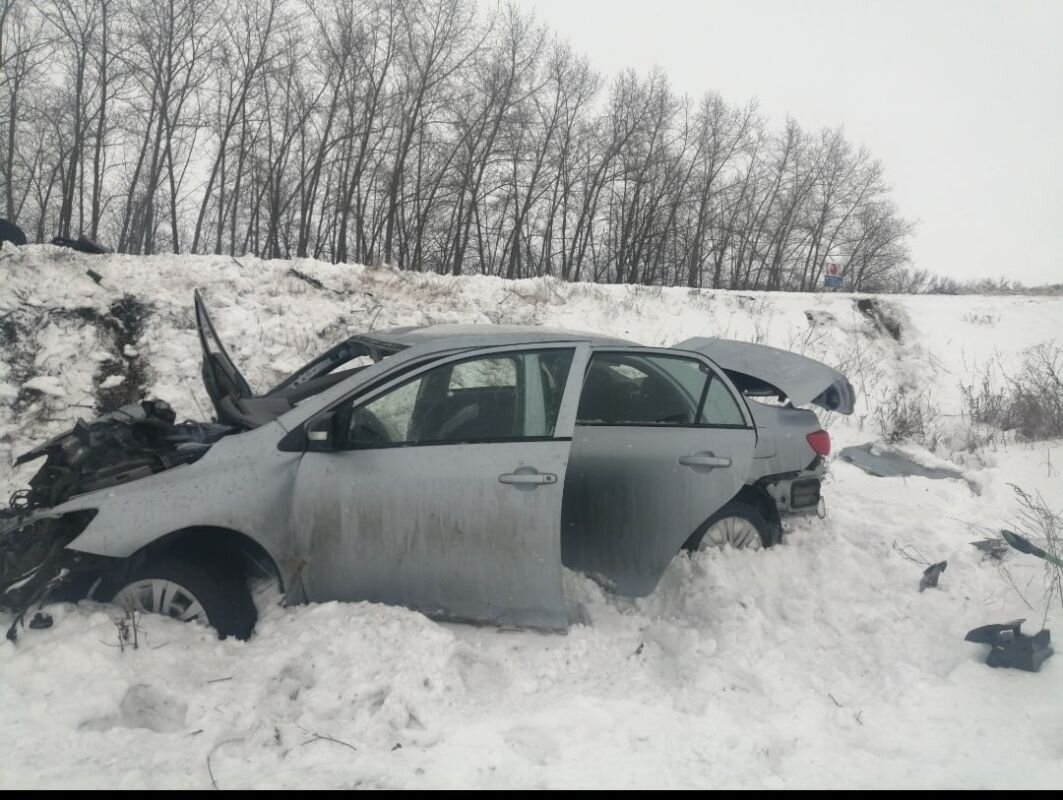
[499,469,558,487]
[679,452,732,469]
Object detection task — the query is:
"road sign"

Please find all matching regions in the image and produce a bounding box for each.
[825,275,843,289]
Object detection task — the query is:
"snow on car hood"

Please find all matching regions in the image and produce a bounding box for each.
[676,337,856,414]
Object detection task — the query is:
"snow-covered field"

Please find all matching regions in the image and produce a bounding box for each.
[1,246,1061,789]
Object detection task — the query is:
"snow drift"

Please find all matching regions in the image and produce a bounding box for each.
[1,245,1061,789]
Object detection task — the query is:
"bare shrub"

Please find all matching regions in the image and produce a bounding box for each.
[112,596,142,652]
[947,421,998,455]
[1008,485,1063,621]
[876,390,940,448]
[618,284,664,315]
[855,297,903,342]
[961,344,1063,441]
[832,328,885,408]
[962,312,998,326]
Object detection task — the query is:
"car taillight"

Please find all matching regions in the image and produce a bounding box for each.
[807,430,831,456]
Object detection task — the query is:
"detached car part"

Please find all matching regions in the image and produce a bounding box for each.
[965,619,1053,673]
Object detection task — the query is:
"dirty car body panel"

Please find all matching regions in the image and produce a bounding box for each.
[676,336,854,515]
[561,348,756,595]
[2,295,855,633]
[290,342,592,629]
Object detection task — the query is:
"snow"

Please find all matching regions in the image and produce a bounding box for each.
[22,376,66,397]
[98,375,125,389]
[1,246,1061,789]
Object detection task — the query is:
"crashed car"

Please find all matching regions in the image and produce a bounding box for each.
[0,292,854,639]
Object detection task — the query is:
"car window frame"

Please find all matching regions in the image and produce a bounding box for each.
[308,342,592,451]
[576,346,755,431]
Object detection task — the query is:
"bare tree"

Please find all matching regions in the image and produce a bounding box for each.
[9,0,914,292]
[382,0,477,265]
[1,1,50,225]
[39,0,108,238]
[119,0,216,254]
[191,0,280,253]
[446,4,543,276]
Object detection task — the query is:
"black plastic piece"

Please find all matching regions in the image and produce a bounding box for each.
[965,619,1054,672]
[970,538,1009,561]
[920,560,947,591]
[50,235,111,254]
[0,218,27,246]
[1001,529,1044,558]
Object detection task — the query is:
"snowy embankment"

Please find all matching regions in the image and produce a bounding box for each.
[1,245,1061,789]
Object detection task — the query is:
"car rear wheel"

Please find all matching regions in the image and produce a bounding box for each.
[690,501,780,552]
[106,554,256,640]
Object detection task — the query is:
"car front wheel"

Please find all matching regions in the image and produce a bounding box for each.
[106,554,257,640]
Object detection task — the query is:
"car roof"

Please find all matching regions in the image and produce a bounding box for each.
[358,323,636,353]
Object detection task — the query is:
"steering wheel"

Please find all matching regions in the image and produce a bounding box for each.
[349,408,390,445]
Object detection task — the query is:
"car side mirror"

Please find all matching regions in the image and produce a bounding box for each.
[306,411,339,452]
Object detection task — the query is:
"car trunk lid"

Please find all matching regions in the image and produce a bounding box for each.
[676,336,855,414]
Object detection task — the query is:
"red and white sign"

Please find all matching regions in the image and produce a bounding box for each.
[825,262,841,276]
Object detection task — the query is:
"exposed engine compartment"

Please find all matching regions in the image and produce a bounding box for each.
[9,399,231,513]
[1,400,231,639]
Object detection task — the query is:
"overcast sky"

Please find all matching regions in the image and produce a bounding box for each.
[509,0,1063,285]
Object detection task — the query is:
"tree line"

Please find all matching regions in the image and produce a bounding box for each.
[1,0,916,292]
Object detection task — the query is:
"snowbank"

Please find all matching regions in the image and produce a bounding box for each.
[1,246,1061,788]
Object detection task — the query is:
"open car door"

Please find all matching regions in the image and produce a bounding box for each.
[676,337,855,414]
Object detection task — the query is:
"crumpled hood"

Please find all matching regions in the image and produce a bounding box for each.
[676,336,856,414]
[13,400,231,511]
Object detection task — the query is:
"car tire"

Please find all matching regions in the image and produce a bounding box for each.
[104,553,257,640]
[688,501,781,552]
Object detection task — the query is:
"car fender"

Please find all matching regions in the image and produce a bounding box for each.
[744,400,821,480]
[50,422,298,578]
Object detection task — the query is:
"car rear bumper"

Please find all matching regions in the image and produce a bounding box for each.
[762,472,824,516]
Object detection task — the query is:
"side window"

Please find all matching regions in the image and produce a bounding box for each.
[449,358,517,390]
[345,349,574,447]
[576,352,746,427]
[700,375,745,426]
